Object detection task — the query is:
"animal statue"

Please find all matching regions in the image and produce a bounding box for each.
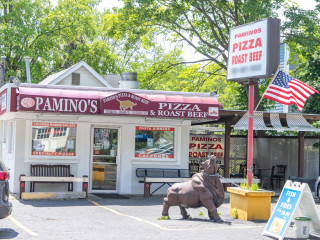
[162,155,224,222]
[117,99,137,110]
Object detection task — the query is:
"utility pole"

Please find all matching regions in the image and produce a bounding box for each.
[0,56,5,87]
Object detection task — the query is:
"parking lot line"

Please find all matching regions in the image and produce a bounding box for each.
[88,199,264,231]
[8,216,39,237]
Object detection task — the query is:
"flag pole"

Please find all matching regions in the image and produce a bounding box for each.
[253,65,281,112]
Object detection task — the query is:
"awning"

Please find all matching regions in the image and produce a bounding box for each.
[234,112,320,132]
[17,86,220,120]
[17,87,111,114]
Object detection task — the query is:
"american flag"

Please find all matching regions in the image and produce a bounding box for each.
[263,70,319,112]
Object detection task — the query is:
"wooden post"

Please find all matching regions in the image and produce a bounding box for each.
[19,174,26,199]
[298,132,305,177]
[82,175,88,198]
[144,177,150,198]
[319,135,320,178]
[224,121,231,189]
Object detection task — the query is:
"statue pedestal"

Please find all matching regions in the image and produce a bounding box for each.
[227,187,275,221]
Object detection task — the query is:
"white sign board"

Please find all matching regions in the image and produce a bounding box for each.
[227,18,280,82]
[263,180,320,240]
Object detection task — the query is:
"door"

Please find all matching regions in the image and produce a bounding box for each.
[91,128,119,192]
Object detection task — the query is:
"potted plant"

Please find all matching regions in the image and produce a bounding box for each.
[227,181,275,221]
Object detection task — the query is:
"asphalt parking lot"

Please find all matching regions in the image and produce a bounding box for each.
[0,194,319,240]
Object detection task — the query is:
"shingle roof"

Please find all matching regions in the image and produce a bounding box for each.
[104,74,121,88]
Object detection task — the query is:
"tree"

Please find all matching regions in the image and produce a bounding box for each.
[0,0,122,83]
[114,0,285,109]
[282,3,320,113]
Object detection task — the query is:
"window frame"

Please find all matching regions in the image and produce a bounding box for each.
[29,121,78,159]
[134,126,177,160]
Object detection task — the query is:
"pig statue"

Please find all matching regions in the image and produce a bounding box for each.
[162,155,224,222]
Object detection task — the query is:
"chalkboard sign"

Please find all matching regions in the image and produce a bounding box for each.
[263,181,320,240]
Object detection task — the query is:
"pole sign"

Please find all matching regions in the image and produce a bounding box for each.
[227,18,280,82]
[263,181,320,240]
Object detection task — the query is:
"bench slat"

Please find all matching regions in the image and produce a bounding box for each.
[144,177,190,183]
[144,177,260,184]
[20,176,89,182]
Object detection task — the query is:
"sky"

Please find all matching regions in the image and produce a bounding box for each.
[100,0,318,61]
[51,0,318,61]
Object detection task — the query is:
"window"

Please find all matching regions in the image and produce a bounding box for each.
[135,126,174,158]
[72,73,80,85]
[31,122,77,156]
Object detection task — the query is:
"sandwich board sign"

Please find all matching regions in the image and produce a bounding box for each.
[263,180,320,240]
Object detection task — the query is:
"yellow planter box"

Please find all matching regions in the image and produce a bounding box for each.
[227,187,275,221]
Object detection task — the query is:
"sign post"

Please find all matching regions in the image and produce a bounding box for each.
[226,18,280,186]
[263,180,320,240]
[246,84,254,186]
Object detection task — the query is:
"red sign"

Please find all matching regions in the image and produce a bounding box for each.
[31,152,76,156]
[136,126,174,131]
[189,134,224,162]
[32,122,77,128]
[101,92,219,119]
[18,94,99,114]
[0,89,7,115]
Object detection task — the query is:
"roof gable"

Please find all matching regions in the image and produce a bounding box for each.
[39,61,112,88]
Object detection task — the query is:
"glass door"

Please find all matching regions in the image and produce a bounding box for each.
[91,128,119,191]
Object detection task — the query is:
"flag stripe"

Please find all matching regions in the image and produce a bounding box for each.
[263,70,319,112]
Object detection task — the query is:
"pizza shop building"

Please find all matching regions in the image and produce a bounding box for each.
[0,80,220,195]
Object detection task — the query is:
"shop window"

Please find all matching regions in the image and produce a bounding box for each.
[31,122,77,156]
[135,126,174,159]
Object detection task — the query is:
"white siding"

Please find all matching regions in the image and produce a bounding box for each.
[4,112,191,195]
[56,67,106,87]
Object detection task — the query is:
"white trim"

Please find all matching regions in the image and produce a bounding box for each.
[47,61,112,88]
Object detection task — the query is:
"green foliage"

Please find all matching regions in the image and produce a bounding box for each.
[240,181,261,191]
[232,208,238,219]
[282,3,320,114]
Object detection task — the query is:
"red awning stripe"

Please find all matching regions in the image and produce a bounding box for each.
[137,94,219,105]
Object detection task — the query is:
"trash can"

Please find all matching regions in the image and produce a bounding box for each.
[294,217,311,239]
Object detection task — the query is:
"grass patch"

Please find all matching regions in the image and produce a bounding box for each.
[240,181,261,191]
[232,208,238,219]
[158,216,170,220]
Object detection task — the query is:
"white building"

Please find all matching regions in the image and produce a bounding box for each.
[1,61,220,196]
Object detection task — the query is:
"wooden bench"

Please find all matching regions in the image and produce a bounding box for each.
[136,168,260,198]
[136,168,190,198]
[19,164,89,199]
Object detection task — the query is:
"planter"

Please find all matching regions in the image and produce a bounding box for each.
[227,187,275,221]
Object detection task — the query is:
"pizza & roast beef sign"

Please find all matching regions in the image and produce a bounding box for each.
[100,92,219,119]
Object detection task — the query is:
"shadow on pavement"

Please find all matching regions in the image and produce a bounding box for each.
[0,228,19,239]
